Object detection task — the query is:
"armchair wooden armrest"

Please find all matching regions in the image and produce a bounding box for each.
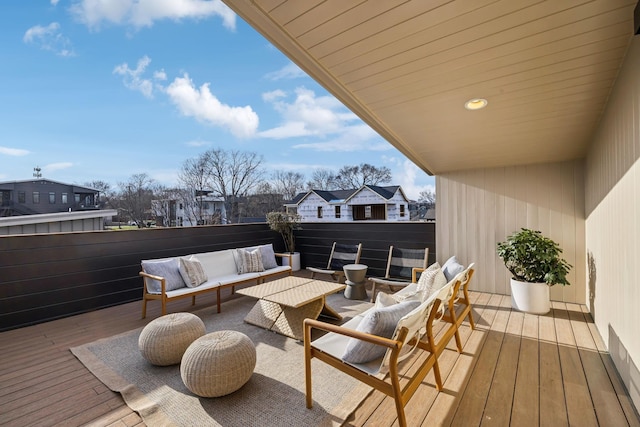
[304,318,400,350]
[411,267,425,283]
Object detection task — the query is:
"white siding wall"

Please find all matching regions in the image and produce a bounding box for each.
[436,160,586,304]
[585,37,640,410]
[298,193,335,222]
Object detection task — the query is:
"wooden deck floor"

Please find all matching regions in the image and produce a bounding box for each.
[1,275,639,427]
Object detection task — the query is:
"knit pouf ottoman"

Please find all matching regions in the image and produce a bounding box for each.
[138,312,206,366]
[181,330,256,397]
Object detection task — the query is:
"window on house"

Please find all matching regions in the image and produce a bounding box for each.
[75,194,80,203]
[62,193,68,204]
[400,204,405,217]
[18,191,25,203]
[335,206,341,218]
[179,203,183,210]
[317,206,323,218]
[33,192,40,204]
[49,192,56,204]
[365,205,372,219]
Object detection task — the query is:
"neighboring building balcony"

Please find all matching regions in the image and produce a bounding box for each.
[0,222,638,426]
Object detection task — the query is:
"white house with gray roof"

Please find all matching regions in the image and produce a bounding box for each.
[285,185,410,222]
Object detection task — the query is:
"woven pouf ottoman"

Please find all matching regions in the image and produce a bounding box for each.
[138,312,206,366]
[181,330,256,397]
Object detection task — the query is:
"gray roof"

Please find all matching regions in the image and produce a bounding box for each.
[288,185,403,205]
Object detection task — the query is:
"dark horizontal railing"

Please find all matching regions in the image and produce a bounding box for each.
[0,221,435,332]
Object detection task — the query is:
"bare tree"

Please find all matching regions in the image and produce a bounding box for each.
[178,156,213,225]
[418,188,436,210]
[84,180,113,209]
[243,182,286,218]
[272,170,305,201]
[115,173,158,227]
[334,163,392,189]
[306,168,336,190]
[204,149,264,223]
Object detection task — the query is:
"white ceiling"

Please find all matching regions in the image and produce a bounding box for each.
[222,0,637,175]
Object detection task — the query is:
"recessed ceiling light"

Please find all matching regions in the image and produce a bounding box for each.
[465,98,488,110]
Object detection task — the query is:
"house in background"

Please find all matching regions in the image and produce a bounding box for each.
[286,185,410,222]
[153,192,227,227]
[0,179,100,217]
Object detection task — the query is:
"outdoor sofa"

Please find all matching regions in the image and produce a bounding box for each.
[139,244,292,318]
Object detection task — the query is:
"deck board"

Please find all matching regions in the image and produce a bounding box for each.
[0,272,638,427]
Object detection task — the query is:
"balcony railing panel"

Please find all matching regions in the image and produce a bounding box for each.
[0,221,436,332]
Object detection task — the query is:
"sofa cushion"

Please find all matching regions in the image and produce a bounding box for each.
[342,299,421,364]
[259,244,279,269]
[141,258,185,293]
[236,248,265,274]
[179,256,208,288]
[442,256,464,282]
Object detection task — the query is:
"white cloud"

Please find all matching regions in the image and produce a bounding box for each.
[113,55,166,98]
[0,146,30,156]
[153,69,167,81]
[51,0,60,5]
[23,22,75,57]
[70,0,236,31]
[44,162,73,172]
[185,139,211,147]
[259,87,359,140]
[292,125,390,152]
[264,63,307,81]
[384,157,434,200]
[166,74,259,138]
[262,89,285,103]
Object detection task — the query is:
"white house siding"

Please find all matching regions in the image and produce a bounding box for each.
[585,37,640,411]
[296,188,409,222]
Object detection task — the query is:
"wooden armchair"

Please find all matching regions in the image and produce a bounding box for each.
[303,274,464,427]
[306,242,362,283]
[369,246,429,302]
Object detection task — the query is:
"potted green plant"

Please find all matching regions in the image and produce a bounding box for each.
[497,228,572,314]
[266,211,302,271]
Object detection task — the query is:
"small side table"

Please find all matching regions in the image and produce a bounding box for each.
[343,263,368,300]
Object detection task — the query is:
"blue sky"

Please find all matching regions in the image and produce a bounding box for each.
[0,0,435,199]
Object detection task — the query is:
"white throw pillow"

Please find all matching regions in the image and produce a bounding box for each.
[237,248,265,274]
[342,299,421,364]
[375,292,398,308]
[179,256,208,288]
[416,262,447,300]
[141,258,186,292]
[442,256,464,282]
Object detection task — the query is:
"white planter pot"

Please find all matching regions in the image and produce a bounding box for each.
[510,278,550,314]
[282,252,301,272]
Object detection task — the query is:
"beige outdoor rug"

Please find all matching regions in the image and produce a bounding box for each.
[71,292,374,427]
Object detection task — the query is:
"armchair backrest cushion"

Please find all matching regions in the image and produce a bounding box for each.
[342,299,421,364]
[442,255,465,282]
